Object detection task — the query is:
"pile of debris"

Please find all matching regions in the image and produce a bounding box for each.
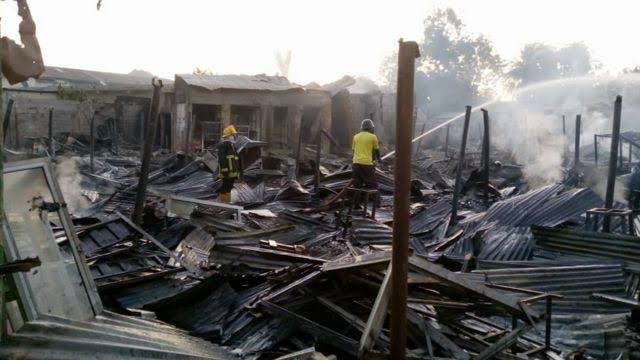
[43,139,640,359]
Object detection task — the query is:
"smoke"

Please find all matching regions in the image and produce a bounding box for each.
[274,49,292,78]
[56,157,90,215]
[485,73,640,189]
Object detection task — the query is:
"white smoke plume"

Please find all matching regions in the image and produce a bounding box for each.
[55,157,90,215]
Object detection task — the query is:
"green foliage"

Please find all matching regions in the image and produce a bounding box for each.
[508,42,593,88]
[380,7,504,116]
[56,85,90,102]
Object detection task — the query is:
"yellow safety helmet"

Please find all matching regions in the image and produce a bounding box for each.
[222,125,237,138]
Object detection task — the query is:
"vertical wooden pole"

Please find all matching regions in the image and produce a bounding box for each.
[574,114,581,168]
[604,96,622,232]
[89,111,95,172]
[450,106,472,225]
[390,39,419,360]
[594,135,598,166]
[481,109,490,207]
[444,124,450,158]
[2,99,13,142]
[48,108,54,157]
[414,122,426,158]
[133,79,163,225]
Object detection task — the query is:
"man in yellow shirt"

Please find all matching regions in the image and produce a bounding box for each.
[352,119,381,189]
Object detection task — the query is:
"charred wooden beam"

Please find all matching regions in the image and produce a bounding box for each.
[604,96,623,231]
[474,324,531,360]
[408,255,540,320]
[2,99,14,142]
[261,301,359,356]
[450,106,472,224]
[574,114,581,168]
[481,109,490,207]
[132,78,163,225]
[359,263,392,356]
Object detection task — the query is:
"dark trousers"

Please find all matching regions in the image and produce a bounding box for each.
[352,164,377,189]
[220,177,236,193]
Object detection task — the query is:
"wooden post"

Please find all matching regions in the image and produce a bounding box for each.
[132,79,163,225]
[444,124,450,158]
[414,122,426,158]
[295,114,304,179]
[574,114,581,168]
[89,111,95,172]
[481,109,490,207]
[48,108,54,157]
[604,96,622,232]
[314,130,321,192]
[390,39,419,360]
[594,135,598,166]
[2,99,13,142]
[450,106,472,225]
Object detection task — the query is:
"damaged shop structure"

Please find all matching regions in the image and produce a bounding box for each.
[1,69,640,360]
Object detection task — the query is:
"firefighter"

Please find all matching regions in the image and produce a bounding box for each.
[352,119,381,189]
[217,125,241,203]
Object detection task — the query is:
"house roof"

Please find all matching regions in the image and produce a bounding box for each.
[176,73,304,92]
[4,66,172,92]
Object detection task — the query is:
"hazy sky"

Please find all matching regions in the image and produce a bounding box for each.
[2,0,640,85]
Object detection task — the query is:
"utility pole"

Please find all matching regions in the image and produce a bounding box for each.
[132,78,163,225]
[604,96,622,232]
[390,39,419,360]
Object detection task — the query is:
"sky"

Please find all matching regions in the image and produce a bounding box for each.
[2,0,640,85]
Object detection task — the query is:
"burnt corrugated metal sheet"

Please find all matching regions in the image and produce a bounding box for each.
[467,264,635,314]
[409,199,451,236]
[477,226,534,261]
[532,225,640,264]
[481,184,602,227]
[0,312,233,359]
[178,74,303,92]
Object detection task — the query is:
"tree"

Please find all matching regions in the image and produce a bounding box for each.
[193,67,213,76]
[509,42,592,88]
[379,8,504,116]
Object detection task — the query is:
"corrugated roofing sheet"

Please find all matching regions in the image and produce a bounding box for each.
[177,73,304,92]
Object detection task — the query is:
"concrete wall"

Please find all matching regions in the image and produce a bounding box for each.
[2,88,165,149]
[173,77,332,154]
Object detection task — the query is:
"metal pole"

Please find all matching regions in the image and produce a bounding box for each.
[444,124,450,158]
[48,108,54,156]
[574,114,581,168]
[132,79,163,225]
[2,99,13,142]
[562,115,566,135]
[450,106,472,225]
[604,96,622,232]
[481,109,490,207]
[594,135,598,166]
[89,111,95,172]
[390,39,419,360]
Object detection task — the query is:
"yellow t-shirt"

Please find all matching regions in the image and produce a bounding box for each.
[352,131,380,165]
